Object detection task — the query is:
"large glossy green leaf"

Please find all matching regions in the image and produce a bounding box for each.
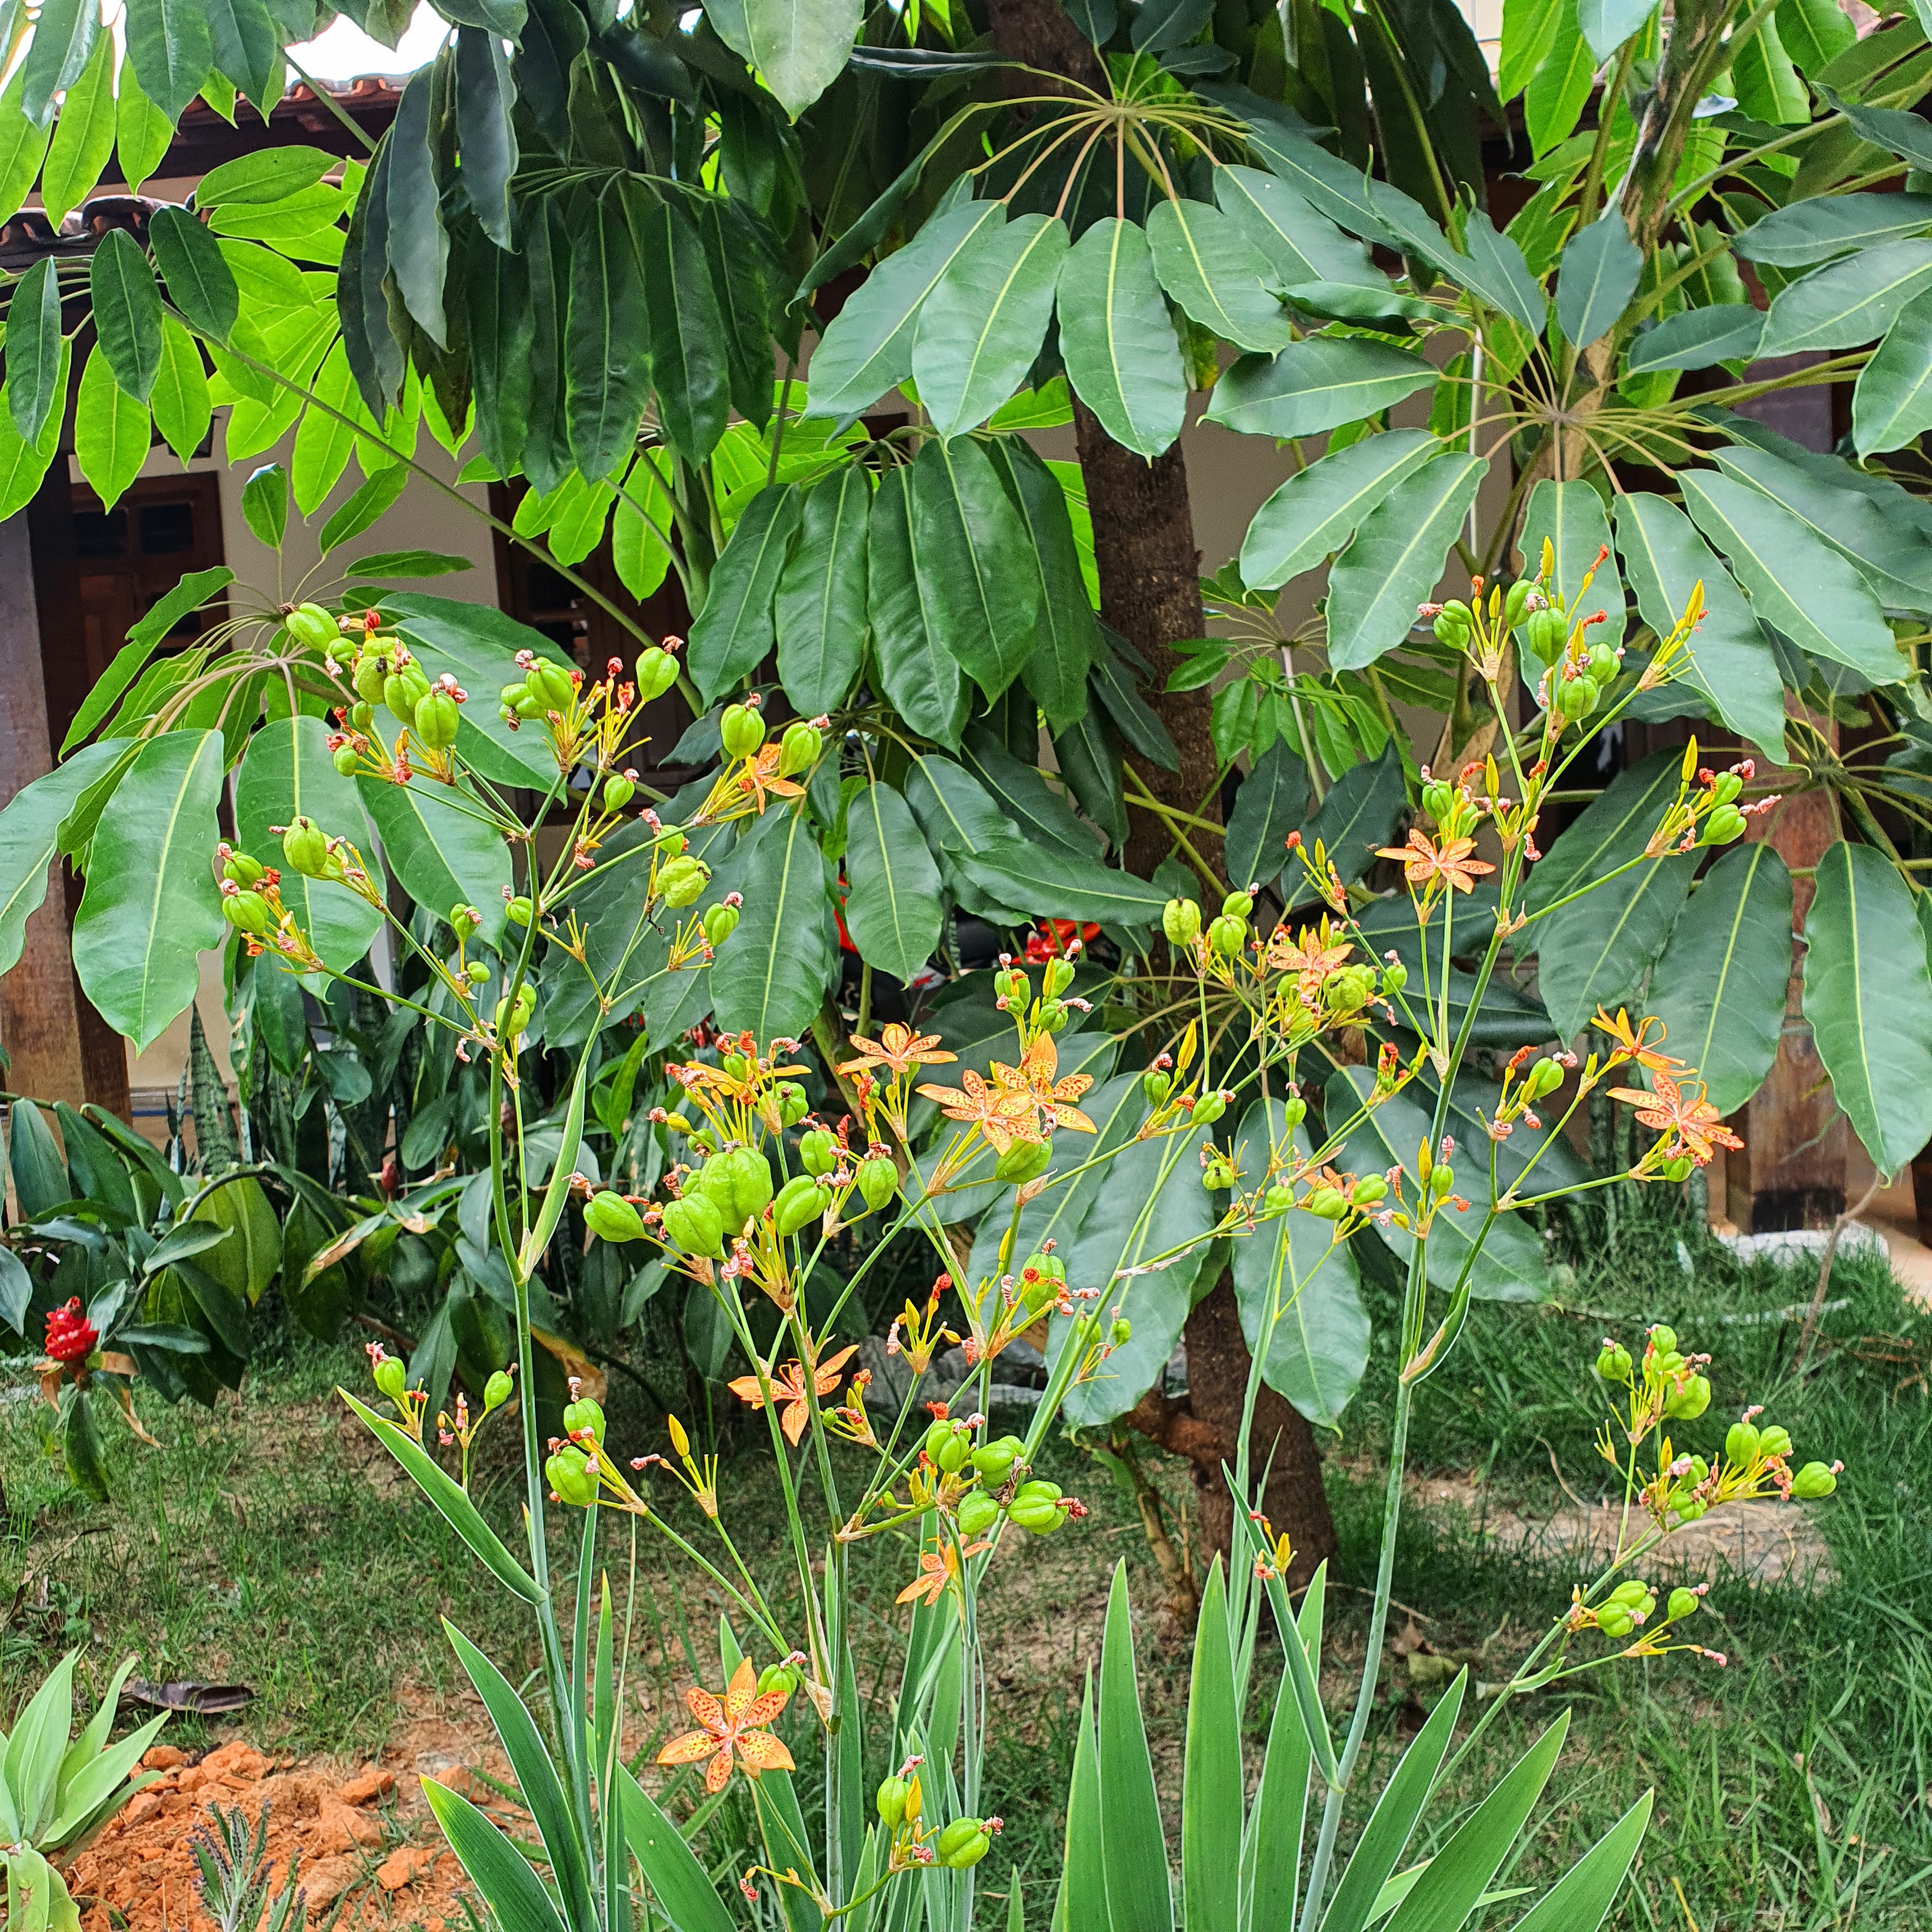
[914,212,1068,439]
[632,187,728,464]
[150,205,241,339]
[385,70,448,349]
[1146,195,1296,353]
[454,25,518,250]
[908,436,1039,703]
[1803,839,1932,1174]
[1554,211,1643,348]
[1382,1713,1569,1932]
[40,31,116,226]
[0,742,130,977]
[1225,739,1309,889]
[0,69,54,228]
[844,781,943,983]
[1613,492,1788,754]
[1524,0,1595,151]
[234,717,385,972]
[1240,429,1438,592]
[70,730,226,1050]
[567,185,651,482]
[1235,114,1391,244]
[357,773,512,946]
[1214,164,1381,289]
[1051,1130,1213,1424]
[688,484,804,703]
[1055,215,1188,459]
[204,0,281,116]
[1853,285,1932,454]
[1289,744,1406,900]
[1740,191,1932,268]
[775,466,870,716]
[710,806,838,1043]
[958,836,1169,928]
[703,0,860,118]
[0,337,69,519]
[125,0,213,119]
[1231,1099,1369,1427]
[151,316,213,464]
[1577,0,1655,57]
[1646,840,1791,1116]
[1519,479,1623,639]
[422,1780,568,1932]
[1365,185,1546,332]
[1713,442,1932,611]
[1097,1565,1174,1932]
[1329,1068,1544,1298]
[6,259,64,447]
[1623,303,1764,372]
[869,466,967,749]
[1679,470,1901,682]
[1204,339,1437,441]
[1182,1562,1241,1932]
[20,0,101,125]
[1528,748,1695,1038]
[1761,237,1932,355]
[1322,1676,1468,1932]
[1325,453,1487,671]
[988,439,1101,732]
[1508,1792,1652,1932]
[807,199,1005,420]
[89,231,162,404]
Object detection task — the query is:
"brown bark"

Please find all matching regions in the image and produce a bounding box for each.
[986,0,1338,1584]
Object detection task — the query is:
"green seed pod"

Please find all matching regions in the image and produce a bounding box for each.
[1665,1374,1711,1421]
[1524,606,1568,663]
[696,1146,776,1236]
[1282,1097,1307,1129]
[484,1369,514,1411]
[1791,1460,1837,1499]
[1143,1068,1172,1108]
[1595,1605,1634,1639]
[1667,1586,1700,1621]
[774,1174,830,1238]
[1432,611,1471,648]
[585,1192,645,1243]
[1756,1424,1792,1460]
[465,960,491,985]
[1190,1090,1227,1126]
[1307,1186,1348,1220]
[1725,1421,1761,1466]
[637,649,681,702]
[604,775,635,812]
[995,1138,1052,1184]
[1201,1156,1237,1192]
[506,896,533,928]
[776,1082,808,1127]
[1556,673,1599,721]
[373,1355,408,1401]
[546,1448,599,1506]
[1208,914,1246,958]
[921,1420,954,1462]
[799,1129,837,1177]
[223,890,272,937]
[563,1396,605,1446]
[1649,1324,1678,1355]
[1015,1479,1061,1508]
[758,1662,801,1697]
[857,1156,898,1211]
[1111,1317,1132,1346]
[531,661,577,712]
[1586,642,1620,682]
[1263,1183,1294,1217]
[1504,578,1534,627]
[662,1193,726,1257]
[876,1777,910,1828]
[1430,1164,1455,1197]
[702,901,740,950]
[500,681,527,713]
[938,1821,989,1868]
[1700,804,1747,846]
[971,1438,1023,1483]
[1162,898,1202,947]
[1422,779,1453,822]
[658,855,710,908]
[282,816,333,878]
[384,667,431,727]
[1595,1340,1634,1383]
[957,1491,1000,1538]
[1381,960,1407,993]
[720,702,765,759]
[355,655,389,706]
[332,746,359,777]
[935,1430,970,1474]
[349,702,375,732]
[414,687,461,749]
[1711,770,1743,806]
[224,852,266,887]
[1009,1499,1062,1534]
[286,602,341,650]
[1352,1175,1388,1206]
[779,719,822,778]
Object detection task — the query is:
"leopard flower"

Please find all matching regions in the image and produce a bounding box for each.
[915,1068,1041,1154]
[1591,1007,1685,1074]
[727,1345,859,1446]
[839,1023,956,1078]
[896,1537,988,1608]
[1377,831,1494,894]
[1606,1070,1743,1164]
[657,1659,795,1793]
[991,1034,1097,1135]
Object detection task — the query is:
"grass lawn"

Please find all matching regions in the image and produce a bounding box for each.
[4,1205,1929,1930]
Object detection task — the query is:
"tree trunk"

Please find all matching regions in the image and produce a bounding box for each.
[985,0,1338,1588]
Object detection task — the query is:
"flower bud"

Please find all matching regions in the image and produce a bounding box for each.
[1791,1460,1837,1499]
[659,855,710,908]
[779,719,822,778]
[373,1355,408,1401]
[585,1192,645,1243]
[484,1369,513,1411]
[637,649,681,702]
[1162,898,1202,947]
[563,1395,605,1446]
[720,702,765,760]
[286,602,340,650]
[800,1129,837,1177]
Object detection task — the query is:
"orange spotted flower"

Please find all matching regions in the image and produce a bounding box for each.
[1591,1007,1686,1074]
[915,1068,1041,1154]
[735,743,807,814]
[1377,831,1495,894]
[838,1023,956,1079]
[727,1345,859,1445]
[992,1034,1097,1135]
[1606,1070,1743,1164]
[896,1537,988,1608]
[1266,924,1354,998]
[657,1659,795,1793]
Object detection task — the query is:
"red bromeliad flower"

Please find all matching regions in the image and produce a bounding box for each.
[43,1297,97,1365]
